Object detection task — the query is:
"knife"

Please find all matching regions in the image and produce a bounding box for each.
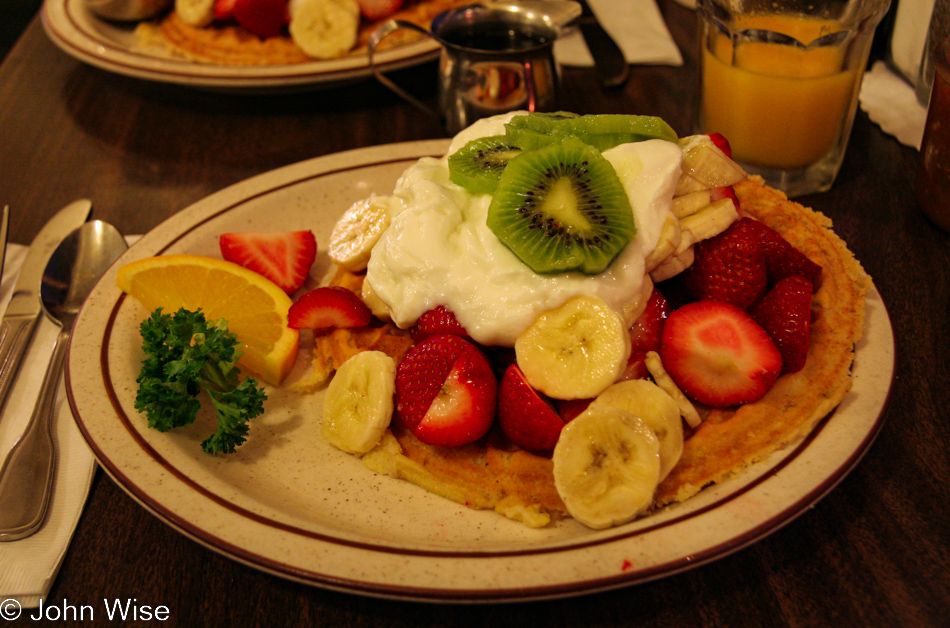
[576,0,630,88]
[0,207,8,295]
[0,200,92,415]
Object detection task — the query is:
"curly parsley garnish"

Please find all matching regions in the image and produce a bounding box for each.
[134,308,267,454]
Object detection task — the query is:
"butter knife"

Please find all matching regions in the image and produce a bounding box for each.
[0,207,8,297]
[576,0,629,88]
[0,200,92,415]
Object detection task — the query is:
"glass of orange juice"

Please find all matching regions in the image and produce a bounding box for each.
[697,0,891,196]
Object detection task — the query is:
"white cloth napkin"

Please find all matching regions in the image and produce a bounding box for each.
[555,0,684,67]
[889,0,935,86]
[859,61,929,149]
[0,244,97,609]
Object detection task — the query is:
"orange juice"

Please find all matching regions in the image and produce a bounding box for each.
[701,15,861,169]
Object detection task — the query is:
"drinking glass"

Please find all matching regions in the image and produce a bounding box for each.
[917,19,950,232]
[697,0,891,196]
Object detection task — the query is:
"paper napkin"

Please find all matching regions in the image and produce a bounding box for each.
[555,0,684,67]
[0,244,97,609]
[859,61,929,149]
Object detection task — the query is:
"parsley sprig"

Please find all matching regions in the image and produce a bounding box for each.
[134,308,267,454]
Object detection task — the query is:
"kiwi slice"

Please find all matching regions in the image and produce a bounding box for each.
[561,114,679,148]
[487,136,635,275]
[505,112,678,152]
[448,136,523,195]
[505,111,581,150]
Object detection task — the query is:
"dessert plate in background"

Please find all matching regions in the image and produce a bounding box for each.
[66,140,894,602]
[41,0,440,92]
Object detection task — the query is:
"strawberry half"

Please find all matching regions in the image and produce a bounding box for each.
[710,185,740,212]
[356,0,404,20]
[555,397,592,422]
[660,300,782,407]
[684,220,767,311]
[214,0,238,20]
[219,230,316,295]
[395,335,497,447]
[411,305,469,341]
[619,286,670,381]
[706,133,732,157]
[733,218,822,287]
[231,0,288,38]
[752,276,813,373]
[497,364,566,452]
[287,286,371,330]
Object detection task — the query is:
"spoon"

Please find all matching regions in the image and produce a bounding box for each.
[0,220,127,541]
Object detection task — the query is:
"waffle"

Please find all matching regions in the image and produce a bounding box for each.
[357,178,870,527]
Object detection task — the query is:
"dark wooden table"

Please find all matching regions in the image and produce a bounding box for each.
[1,2,948,625]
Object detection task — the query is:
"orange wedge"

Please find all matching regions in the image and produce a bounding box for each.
[117,255,299,386]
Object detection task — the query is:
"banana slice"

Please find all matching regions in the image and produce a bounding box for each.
[553,406,661,529]
[360,278,393,322]
[329,194,397,272]
[289,0,360,60]
[322,350,395,454]
[649,246,694,283]
[588,379,684,481]
[643,216,682,272]
[515,295,631,400]
[645,350,702,428]
[671,190,712,218]
[679,197,739,246]
[675,135,747,196]
[175,0,215,26]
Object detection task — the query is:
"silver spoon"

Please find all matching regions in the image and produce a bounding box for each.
[0,220,127,541]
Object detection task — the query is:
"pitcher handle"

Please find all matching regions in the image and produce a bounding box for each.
[368,20,438,116]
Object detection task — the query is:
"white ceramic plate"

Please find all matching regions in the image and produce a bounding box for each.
[66,140,895,602]
[41,0,440,91]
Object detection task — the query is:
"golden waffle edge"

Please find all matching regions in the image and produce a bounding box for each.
[344,177,870,528]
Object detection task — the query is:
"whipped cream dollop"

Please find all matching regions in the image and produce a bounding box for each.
[364,112,683,346]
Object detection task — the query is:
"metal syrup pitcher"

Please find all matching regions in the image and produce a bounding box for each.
[369,1,581,134]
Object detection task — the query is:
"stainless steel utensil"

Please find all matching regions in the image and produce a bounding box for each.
[0,220,127,542]
[0,200,92,418]
[0,206,9,290]
[576,0,629,88]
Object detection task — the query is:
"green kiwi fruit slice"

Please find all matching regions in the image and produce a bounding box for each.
[487,136,635,275]
[505,112,678,152]
[448,136,523,195]
[504,111,581,150]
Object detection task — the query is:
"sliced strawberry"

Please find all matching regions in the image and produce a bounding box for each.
[752,276,813,373]
[231,0,288,38]
[219,230,316,295]
[411,305,468,341]
[710,185,740,212]
[555,397,592,422]
[706,132,732,157]
[660,300,782,407]
[395,335,497,447]
[619,286,670,381]
[733,218,823,287]
[684,220,767,311]
[214,0,238,20]
[497,364,565,452]
[356,0,404,20]
[287,286,371,330]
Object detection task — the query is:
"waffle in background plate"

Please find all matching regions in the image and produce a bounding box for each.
[135,0,472,65]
